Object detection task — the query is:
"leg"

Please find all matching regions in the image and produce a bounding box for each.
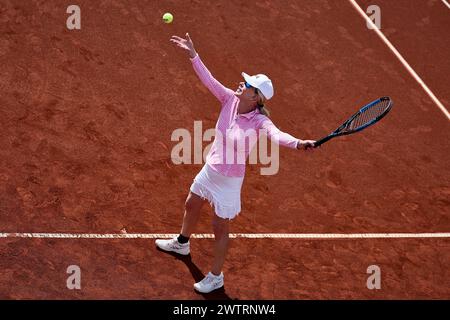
[211,214,230,276]
[180,191,205,237]
[155,191,204,256]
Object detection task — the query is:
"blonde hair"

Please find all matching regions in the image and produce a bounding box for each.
[256,89,270,117]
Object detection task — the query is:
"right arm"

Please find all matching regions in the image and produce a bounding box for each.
[170,33,232,104]
[257,116,316,151]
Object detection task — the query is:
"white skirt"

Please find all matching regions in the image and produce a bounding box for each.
[190,164,244,220]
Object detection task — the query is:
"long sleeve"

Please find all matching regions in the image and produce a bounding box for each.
[258,117,299,149]
[190,54,233,104]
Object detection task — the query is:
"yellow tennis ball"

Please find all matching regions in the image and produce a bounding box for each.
[163,13,173,24]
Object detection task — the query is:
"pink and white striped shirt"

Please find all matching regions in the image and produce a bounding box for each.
[191,54,299,177]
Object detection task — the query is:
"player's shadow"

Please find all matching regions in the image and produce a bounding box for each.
[156,247,235,301]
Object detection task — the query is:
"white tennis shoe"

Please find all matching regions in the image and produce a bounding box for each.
[155,237,190,256]
[194,272,224,293]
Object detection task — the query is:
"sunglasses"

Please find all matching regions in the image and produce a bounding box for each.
[244,82,260,94]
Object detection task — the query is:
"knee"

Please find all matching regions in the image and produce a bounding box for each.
[185,196,198,212]
[212,218,229,238]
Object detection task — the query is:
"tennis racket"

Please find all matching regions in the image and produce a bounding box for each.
[313,96,393,148]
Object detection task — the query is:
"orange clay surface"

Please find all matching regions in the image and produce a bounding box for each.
[0,0,449,299]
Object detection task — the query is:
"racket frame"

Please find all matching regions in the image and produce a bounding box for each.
[313,97,393,148]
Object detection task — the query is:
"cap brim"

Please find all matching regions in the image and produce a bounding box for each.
[241,72,258,87]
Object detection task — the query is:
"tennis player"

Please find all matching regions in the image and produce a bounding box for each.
[156,33,316,293]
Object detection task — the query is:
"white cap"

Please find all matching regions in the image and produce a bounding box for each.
[241,72,274,100]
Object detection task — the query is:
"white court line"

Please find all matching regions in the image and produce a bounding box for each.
[0,232,450,239]
[442,0,450,9]
[349,0,450,120]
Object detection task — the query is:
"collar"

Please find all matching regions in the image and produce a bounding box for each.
[237,107,260,120]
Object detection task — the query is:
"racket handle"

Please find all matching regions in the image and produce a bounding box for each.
[313,135,333,148]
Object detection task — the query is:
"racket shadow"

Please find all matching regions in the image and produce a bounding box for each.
[156,247,235,300]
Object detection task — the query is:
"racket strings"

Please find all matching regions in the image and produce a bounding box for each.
[348,99,390,131]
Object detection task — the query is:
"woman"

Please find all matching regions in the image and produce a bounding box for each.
[156,33,316,294]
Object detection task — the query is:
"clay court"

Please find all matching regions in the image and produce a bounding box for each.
[0,0,449,299]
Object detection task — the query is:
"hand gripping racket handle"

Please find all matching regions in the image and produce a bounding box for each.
[313,135,334,148]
